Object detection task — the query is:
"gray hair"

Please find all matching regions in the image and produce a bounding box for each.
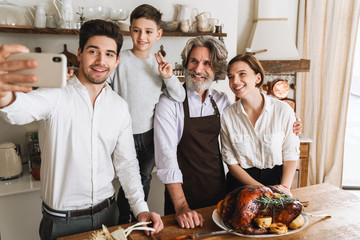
[181,36,228,80]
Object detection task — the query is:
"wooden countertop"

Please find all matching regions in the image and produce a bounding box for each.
[59,183,360,240]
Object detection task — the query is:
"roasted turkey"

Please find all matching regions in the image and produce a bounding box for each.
[217,185,303,235]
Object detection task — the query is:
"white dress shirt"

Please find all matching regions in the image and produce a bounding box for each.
[108,49,185,134]
[220,93,299,169]
[154,87,231,184]
[0,77,148,216]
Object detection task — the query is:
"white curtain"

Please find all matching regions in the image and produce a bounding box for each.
[297,0,360,187]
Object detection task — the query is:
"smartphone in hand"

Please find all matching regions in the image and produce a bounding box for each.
[7,53,67,88]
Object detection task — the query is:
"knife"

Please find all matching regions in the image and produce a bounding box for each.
[159,229,235,240]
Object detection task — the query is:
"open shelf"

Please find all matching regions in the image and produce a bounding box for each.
[0,25,227,37]
[259,59,310,73]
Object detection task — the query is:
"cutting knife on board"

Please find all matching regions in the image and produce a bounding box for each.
[159,229,235,240]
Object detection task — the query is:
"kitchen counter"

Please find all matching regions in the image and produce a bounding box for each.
[59,183,360,240]
[0,164,41,197]
[299,135,312,143]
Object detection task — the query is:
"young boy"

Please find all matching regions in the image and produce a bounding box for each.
[107,4,185,224]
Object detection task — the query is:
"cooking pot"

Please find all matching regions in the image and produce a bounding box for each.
[270,79,290,99]
[0,142,23,180]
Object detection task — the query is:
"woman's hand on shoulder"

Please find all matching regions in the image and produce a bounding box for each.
[293,114,302,136]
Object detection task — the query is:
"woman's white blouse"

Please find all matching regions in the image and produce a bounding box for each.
[220,93,299,169]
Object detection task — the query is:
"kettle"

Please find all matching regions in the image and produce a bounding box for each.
[0,142,23,180]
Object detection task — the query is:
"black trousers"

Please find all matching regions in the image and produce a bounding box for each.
[226,165,283,193]
[117,129,155,224]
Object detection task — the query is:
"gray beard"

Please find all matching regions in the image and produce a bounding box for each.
[185,70,214,92]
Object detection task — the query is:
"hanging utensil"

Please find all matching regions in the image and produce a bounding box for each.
[270,78,290,99]
[60,44,79,67]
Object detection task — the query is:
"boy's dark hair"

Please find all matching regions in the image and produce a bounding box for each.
[79,19,123,57]
[130,4,162,28]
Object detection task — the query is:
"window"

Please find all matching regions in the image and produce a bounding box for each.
[342,22,360,195]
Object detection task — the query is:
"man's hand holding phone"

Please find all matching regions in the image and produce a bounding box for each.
[7,52,67,88]
[0,44,38,95]
[0,44,39,108]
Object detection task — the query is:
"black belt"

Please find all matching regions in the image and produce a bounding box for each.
[42,196,115,218]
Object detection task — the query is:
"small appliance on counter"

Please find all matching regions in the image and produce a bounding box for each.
[26,132,41,180]
[0,142,23,180]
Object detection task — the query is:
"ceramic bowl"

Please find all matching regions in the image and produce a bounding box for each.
[82,6,110,20]
[160,21,180,31]
[109,8,129,21]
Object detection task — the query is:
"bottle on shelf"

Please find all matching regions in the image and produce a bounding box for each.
[34,3,47,28]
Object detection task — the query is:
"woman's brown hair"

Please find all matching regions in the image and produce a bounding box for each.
[227,54,265,88]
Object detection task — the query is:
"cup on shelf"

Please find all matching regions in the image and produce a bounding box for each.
[195,12,211,22]
[197,20,212,33]
[208,18,219,33]
[215,23,224,33]
[46,14,57,28]
[180,19,192,33]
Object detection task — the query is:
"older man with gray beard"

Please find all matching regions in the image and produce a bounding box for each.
[154,36,230,229]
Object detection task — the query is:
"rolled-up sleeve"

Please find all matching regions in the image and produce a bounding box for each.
[154,94,183,184]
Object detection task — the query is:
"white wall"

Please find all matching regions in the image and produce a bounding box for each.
[0,0,238,157]
[236,0,299,55]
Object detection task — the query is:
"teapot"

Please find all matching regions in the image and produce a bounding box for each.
[176,4,198,23]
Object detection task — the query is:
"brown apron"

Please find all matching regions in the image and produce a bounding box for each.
[165,92,226,215]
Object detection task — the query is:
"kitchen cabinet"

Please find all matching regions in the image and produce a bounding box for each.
[298,141,310,187]
[0,167,41,240]
[292,139,312,189]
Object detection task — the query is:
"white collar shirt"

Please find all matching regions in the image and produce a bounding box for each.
[154,87,231,184]
[220,93,300,169]
[0,76,148,215]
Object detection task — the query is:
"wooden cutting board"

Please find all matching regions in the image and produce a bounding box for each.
[61,44,79,67]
